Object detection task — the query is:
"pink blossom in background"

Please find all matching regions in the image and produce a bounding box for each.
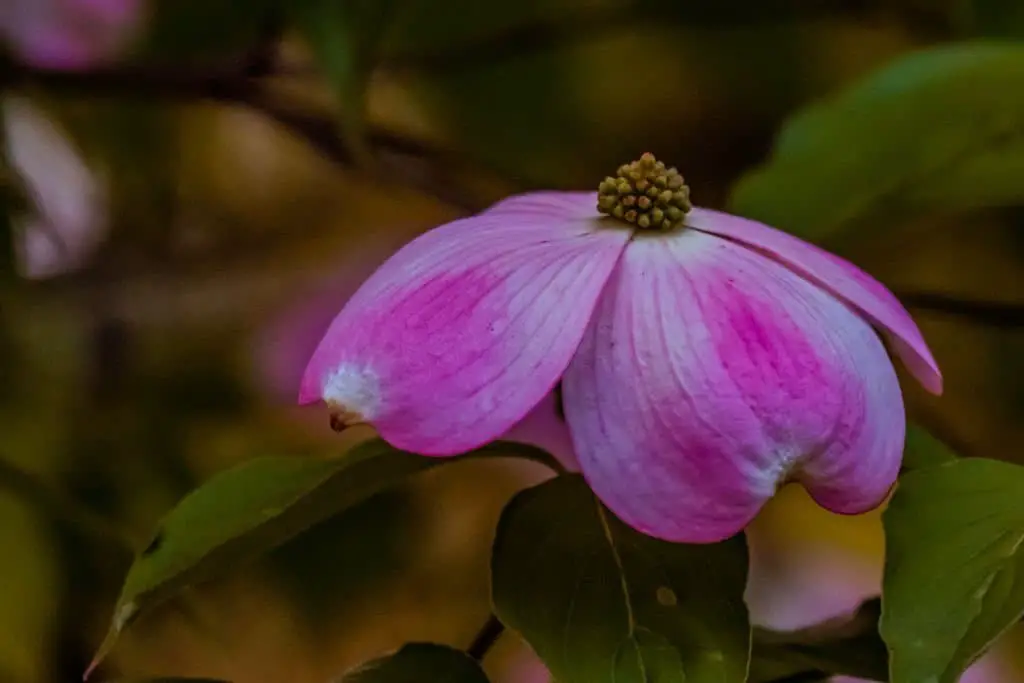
[495,648,551,683]
[298,154,942,544]
[0,0,144,70]
[3,96,108,278]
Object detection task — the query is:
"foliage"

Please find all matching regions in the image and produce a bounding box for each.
[492,476,751,683]
[729,42,1024,245]
[882,459,1024,683]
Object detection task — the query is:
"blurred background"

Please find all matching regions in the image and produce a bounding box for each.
[2,1,1024,681]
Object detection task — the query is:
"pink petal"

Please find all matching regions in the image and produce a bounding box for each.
[562,229,905,543]
[501,390,580,473]
[299,192,629,455]
[1,0,143,70]
[686,207,942,395]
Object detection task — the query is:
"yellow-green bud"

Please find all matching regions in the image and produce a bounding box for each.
[596,153,692,231]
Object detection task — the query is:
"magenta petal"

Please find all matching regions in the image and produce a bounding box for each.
[1,0,143,70]
[562,229,905,543]
[686,207,942,395]
[299,191,628,455]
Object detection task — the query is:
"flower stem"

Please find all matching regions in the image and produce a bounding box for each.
[467,614,505,662]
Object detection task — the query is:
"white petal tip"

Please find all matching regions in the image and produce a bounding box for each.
[322,363,382,420]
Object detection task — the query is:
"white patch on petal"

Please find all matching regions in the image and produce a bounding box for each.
[321,363,382,420]
[748,447,802,499]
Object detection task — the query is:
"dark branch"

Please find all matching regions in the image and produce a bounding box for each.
[1,62,487,212]
[0,455,133,553]
[900,292,1024,329]
[466,614,505,662]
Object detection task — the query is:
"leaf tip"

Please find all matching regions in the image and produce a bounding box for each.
[85,600,139,680]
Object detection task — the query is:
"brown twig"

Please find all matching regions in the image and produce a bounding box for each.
[466,613,505,662]
[1,62,486,212]
[900,291,1024,329]
[0,455,133,553]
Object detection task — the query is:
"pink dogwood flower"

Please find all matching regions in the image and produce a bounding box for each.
[1,0,144,70]
[299,154,942,543]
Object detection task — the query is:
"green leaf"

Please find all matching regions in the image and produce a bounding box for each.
[881,458,1024,683]
[750,599,888,682]
[290,0,403,162]
[89,438,559,673]
[492,475,751,683]
[901,423,959,473]
[340,643,490,683]
[728,42,1024,243]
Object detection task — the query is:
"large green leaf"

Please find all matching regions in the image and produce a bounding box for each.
[291,0,403,162]
[340,643,490,683]
[901,423,959,473]
[492,475,751,683]
[89,438,559,673]
[881,458,1024,683]
[728,43,1024,243]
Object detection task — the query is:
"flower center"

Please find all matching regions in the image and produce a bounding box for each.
[597,152,692,231]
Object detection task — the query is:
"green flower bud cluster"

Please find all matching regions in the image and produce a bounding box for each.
[597,153,692,230]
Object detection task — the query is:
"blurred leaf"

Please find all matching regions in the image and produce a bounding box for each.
[750,599,888,682]
[386,0,584,185]
[407,54,580,184]
[47,98,177,258]
[642,0,929,25]
[0,494,59,682]
[971,0,1024,39]
[385,0,920,64]
[492,475,750,683]
[881,458,1024,683]
[103,679,230,683]
[89,438,559,672]
[383,0,597,56]
[339,643,490,683]
[901,423,958,472]
[729,42,1024,243]
[291,0,402,161]
[140,0,281,63]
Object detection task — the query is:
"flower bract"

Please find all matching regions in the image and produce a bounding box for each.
[299,156,941,543]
